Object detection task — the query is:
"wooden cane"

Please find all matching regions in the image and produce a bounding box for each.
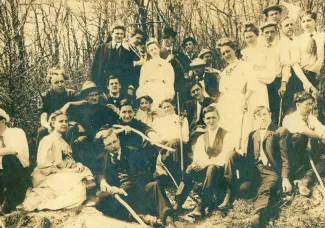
[238,112,245,150]
[177,92,184,181]
[157,159,179,188]
[114,194,148,228]
[309,154,325,213]
[278,97,283,127]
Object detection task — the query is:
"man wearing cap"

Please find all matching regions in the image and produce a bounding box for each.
[67,81,119,170]
[198,49,218,73]
[189,58,219,99]
[283,91,325,196]
[182,37,197,62]
[0,108,30,213]
[160,27,190,103]
[263,5,283,23]
[91,22,135,94]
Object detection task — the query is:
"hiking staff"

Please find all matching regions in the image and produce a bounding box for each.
[278,97,283,126]
[176,92,185,181]
[309,154,325,212]
[114,194,148,228]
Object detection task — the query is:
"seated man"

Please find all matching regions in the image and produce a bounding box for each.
[241,106,292,227]
[152,98,190,182]
[174,106,236,217]
[0,109,30,213]
[95,129,176,228]
[283,91,325,195]
[67,81,118,170]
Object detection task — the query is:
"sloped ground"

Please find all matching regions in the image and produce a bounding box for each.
[1,184,325,228]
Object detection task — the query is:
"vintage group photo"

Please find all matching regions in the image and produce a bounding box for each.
[1,0,325,227]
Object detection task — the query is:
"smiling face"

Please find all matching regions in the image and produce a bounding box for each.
[220,45,236,63]
[147,43,160,58]
[51,74,65,93]
[263,26,277,44]
[184,41,194,53]
[119,105,134,123]
[52,114,68,134]
[202,52,212,66]
[111,28,124,43]
[244,31,258,47]
[130,34,143,46]
[161,101,175,115]
[301,15,316,33]
[85,91,99,105]
[139,98,151,112]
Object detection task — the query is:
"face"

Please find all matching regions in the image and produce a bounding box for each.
[162,102,175,115]
[139,98,150,111]
[263,26,277,44]
[184,41,194,53]
[220,46,236,63]
[85,91,99,105]
[147,43,160,57]
[162,36,173,48]
[53,114,68,133]
[254,108,272,128]
[103,133,121,154]
[244,31,258,46]
[267,10,281,23]
[51,74,65,93]
[108,78,121,93]
[204,111,219,130]
[202,53,212,66]
[130,34,143,46]
[301,15,316,33]
[281,19,294,38]
[119,105,134,123]
[297,98,314,116]
[190,84,204,101]
[111,28,124,43]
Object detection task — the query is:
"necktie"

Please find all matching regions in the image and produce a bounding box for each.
[111,152,119,164]
[307,34,317,58]
[0,136,5,148]
[259,131,268,165]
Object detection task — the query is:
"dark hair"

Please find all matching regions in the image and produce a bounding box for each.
[112,26,125,33]
[182,37,197,47]
[300,10,317,21]
[0,116,5,122]
[216,37,237,51]
[243,23,259,36]
[253,106,270,117]
[294,91,314,103]
[120,98,135,110]
[159,98,176,108]
[203,105,219,118]
[137,95,153,107]
[130,28,145,37]
[190,82,203,90]
[107,76,120,84]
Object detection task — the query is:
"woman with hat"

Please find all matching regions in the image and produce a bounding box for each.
[216,38,256,153]
[136,38,175,110]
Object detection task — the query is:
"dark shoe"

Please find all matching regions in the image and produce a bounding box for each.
[165,215,177,228]
[218,187,231,210]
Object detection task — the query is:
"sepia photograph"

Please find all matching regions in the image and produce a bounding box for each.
[0,0,325,227]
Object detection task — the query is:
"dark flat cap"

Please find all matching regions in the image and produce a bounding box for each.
[263,5,282,16]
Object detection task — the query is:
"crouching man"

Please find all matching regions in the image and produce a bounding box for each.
[95,128,176,228]
[174,105,236,218]
[240,106,292,227]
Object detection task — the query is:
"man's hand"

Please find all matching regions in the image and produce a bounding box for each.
[109,186,128,196]
[118,173,129,182]
[282,177,292,193]
[113,124,132,135]
[107,104,119,114]
[191,161,207,172]
[74,136,87,143]
[166,54,175,62]
[278,82,287,97]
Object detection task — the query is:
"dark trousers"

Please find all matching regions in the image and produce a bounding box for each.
[239,164,280,215]
[268,77,282,126]
[0,155,30,211]
[96,180,172,222]
[176,165,226,209]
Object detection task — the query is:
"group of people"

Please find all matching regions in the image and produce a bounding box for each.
[1,2,325,228]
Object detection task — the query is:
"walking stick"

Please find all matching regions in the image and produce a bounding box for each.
[177,92,185,181]
[278,97,283,127]
[238,112,246,151]
[157,158,179,188]
[309,154,325,213]
[114,194,148,228]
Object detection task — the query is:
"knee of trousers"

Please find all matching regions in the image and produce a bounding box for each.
[145,181,160,192]
[206,165,221,176]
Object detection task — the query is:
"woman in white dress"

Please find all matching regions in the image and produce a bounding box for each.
[241,23,276,111]
[22,111,94,211]
[136,38,175,110]
[216,38,256,152]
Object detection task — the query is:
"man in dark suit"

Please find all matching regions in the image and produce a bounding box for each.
[182,37,198,62]
[95,128,176,228]
[240,106,292,227]
[91,22,135,93]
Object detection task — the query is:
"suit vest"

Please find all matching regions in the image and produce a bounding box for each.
[203,128,228,159]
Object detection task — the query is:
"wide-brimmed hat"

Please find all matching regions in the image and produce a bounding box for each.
[182,37,196,47]
[263,5,282,16]
[0,108,10,122]
[198,49,212,58]
[80,81,99,97]
[260,21,278,31]
[190,58,206,68]
[162,27,177,38]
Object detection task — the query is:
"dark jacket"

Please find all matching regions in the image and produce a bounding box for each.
[246,122,290,178]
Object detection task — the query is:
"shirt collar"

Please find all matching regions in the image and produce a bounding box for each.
[109,92,120,98]
[208,127,219,136]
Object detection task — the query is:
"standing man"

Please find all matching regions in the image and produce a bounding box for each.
[91,22,134,93]
[283,92,325,196]
[0,109,30,213]
[241,106,291,227]
[198,49,218,73]
[182,37,197,64]
[95,129,176,228]
[263,5,282,23]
